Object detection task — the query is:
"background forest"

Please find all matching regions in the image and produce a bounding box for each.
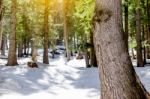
[0,0,150,99]
[0,0,149,67]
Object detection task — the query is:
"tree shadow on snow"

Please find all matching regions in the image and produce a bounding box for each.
[0,56,100,97]
[54,66,100,97]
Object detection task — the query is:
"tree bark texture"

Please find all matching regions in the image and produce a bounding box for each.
[7,0,18,66]
[93,0,149,98]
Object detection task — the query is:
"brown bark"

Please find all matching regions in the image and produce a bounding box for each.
[135,0,144,67]
[7,0,18,66]
[93,0,149,98]
[43,0,49,64]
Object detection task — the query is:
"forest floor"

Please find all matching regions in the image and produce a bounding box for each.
[0,49,150,99]
[0,50,100,99]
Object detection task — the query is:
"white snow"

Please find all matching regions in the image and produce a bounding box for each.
[0,52,100,99]
[0,50,150,99]
[135,66,150,92]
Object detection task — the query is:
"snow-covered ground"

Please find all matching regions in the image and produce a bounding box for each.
[0,49,150,99]
[135,65,150,92]
[0,52,100,99]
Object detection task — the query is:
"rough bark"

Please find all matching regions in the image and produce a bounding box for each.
[43,0,49,64]
[7,0,18,66]
[135,0,144,67]
[93,0,149,98]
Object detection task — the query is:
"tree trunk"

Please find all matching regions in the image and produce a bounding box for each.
[26,40,30,56]
[124,0,129,49]
[43,0,49,64]
[1,33,6,56]
[93,0,149,98]
[63,0,70,61]
[18,43,23,57]
[142,25,146,64]
[132,48,136,59]
[146,0,150,59]
[23,38,27,55]
[0,0,3,53]
[7,0,18,66]
[31,40,37,62]
[84,50,90,68]
[135,0,144,67]
[90,30,97,67]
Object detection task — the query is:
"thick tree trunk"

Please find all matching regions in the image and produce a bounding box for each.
[93,0,149,98]
[136,0,144,67]
[7,0,18,66]
[43,0,49,64]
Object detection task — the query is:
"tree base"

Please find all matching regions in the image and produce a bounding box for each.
[27,62,38,68]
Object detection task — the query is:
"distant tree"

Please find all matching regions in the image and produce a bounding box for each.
[124,0,129,49]
[135,0,144,67]
[0,0,3,53]
[43,0,49,64]
[63,0,71,61]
